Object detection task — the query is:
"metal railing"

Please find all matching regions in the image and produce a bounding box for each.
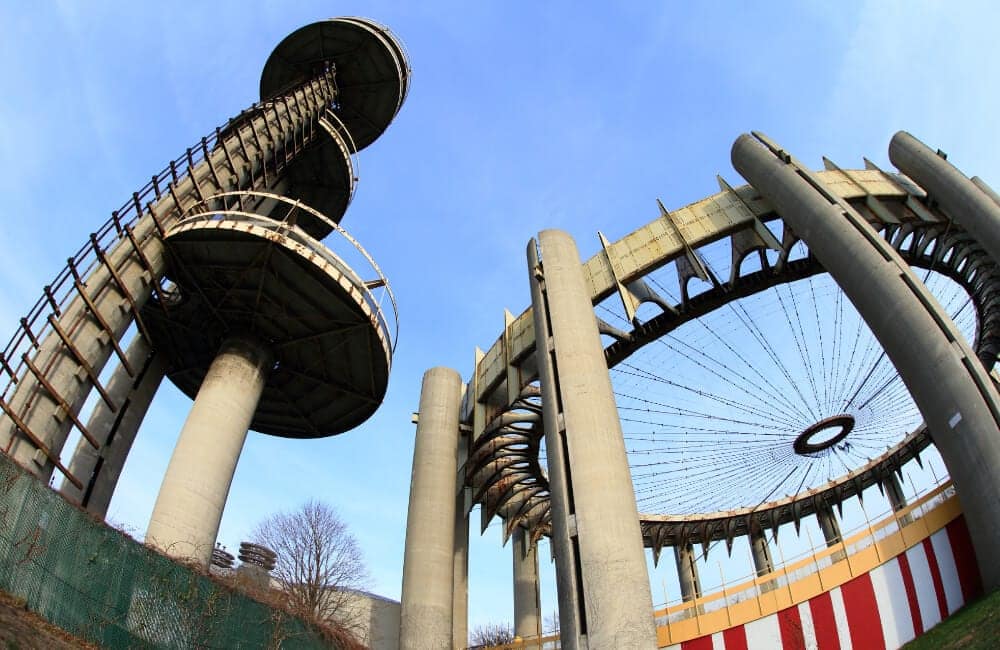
[0,71,339,484]
[174,191,399,356]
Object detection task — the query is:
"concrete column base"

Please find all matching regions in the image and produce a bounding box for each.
[145,336,271,566]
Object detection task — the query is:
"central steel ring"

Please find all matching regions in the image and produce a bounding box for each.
[792,414,856,455]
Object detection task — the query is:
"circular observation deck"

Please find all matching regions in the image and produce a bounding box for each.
[142,192,397,438]
[260,17,410,152]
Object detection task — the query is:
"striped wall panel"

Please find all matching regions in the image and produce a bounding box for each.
[664,517,982,650]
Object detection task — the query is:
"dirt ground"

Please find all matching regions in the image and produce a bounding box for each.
[0,590,94,650]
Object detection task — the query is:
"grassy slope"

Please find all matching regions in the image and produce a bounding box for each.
[903,589,1000,650]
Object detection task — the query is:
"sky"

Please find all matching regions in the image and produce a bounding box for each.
[1,0,999,636]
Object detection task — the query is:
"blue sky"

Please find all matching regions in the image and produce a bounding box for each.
[1,0,999,634]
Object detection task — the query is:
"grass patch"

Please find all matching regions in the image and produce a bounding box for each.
[903,588,1000,649]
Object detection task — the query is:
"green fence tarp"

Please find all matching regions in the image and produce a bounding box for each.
[0,452,330,648]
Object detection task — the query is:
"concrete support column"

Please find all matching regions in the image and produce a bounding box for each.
[529,241,583,648]
[816,503,846,563]
[399,367,463,650]
[733,133,1000,589]
[528,230,657,649]
[453,433,470,650]
[673,544,702,603]
[889,131,1000,265]
[145,336,271,566]
[885,473,908,512]
[60,334,166,518]
[749,527,774,579]
[816,504,842,547]
[513,527,542,642]
[885,472,913,527]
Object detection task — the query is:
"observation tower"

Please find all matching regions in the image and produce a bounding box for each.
[0,17,409,568]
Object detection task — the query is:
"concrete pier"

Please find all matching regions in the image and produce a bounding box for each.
[885,473,908,512]
[145,337,271,566]
[513,527,542,642]
[890,131,1000,266]
[749,527,774,579]
[60,335,166,517]
[816,504,842,547]
[528,238,583,647]
[528,229,657,649]
[674,544,702,603]
[453,436,470,650]
[733,133,1000,590]
[816,503,846,562]
[399,367,463,650]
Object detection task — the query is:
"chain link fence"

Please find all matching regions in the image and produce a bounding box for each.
[0,452,330,648]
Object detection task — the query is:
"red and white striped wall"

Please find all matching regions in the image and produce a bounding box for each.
[665,517,982,650]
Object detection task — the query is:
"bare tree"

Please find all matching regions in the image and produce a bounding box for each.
[251,500,369,629]
[469,621,515,648]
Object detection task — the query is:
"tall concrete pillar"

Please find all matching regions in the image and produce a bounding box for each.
[60,335,166,517]
[816,504,842,546]
[145,337,271,566]
[889,131,1000,265]
[673,544,702,603]
[399,367,462,650]
[528,240,583,648]
[528,230,657,649]
[733,133,1000,589]
[816,503,846,562]
[513,527,542,642]
[749,527,774,578]
[453,433,470,650]
[885,473,908,512]
[884,472,913,527]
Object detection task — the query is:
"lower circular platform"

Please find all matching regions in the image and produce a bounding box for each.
[260,17,410,151]
[144,210,394,438]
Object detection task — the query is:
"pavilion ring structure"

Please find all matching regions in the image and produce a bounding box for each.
[463,155,1000,560]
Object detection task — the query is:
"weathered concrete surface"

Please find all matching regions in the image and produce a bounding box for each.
[145,337,271,566]
[673,544,702,603]
[890,131,1000,266]
[528,238,583,648]
[530,229,657,649]
[733,132,1000,590]
[60,335,166,517]
[399,367,462,650]
[513,527,542,641]
[749,527,774,578]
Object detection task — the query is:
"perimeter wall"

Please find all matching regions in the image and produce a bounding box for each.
[661,489,982,649]
[0,452,330,649]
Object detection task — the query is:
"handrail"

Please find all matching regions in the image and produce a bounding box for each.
[175,190,398,354]
[0,70,339,475]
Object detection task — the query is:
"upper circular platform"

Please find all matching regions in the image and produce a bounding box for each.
[260,17,410,152]
[143,193,397,438]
